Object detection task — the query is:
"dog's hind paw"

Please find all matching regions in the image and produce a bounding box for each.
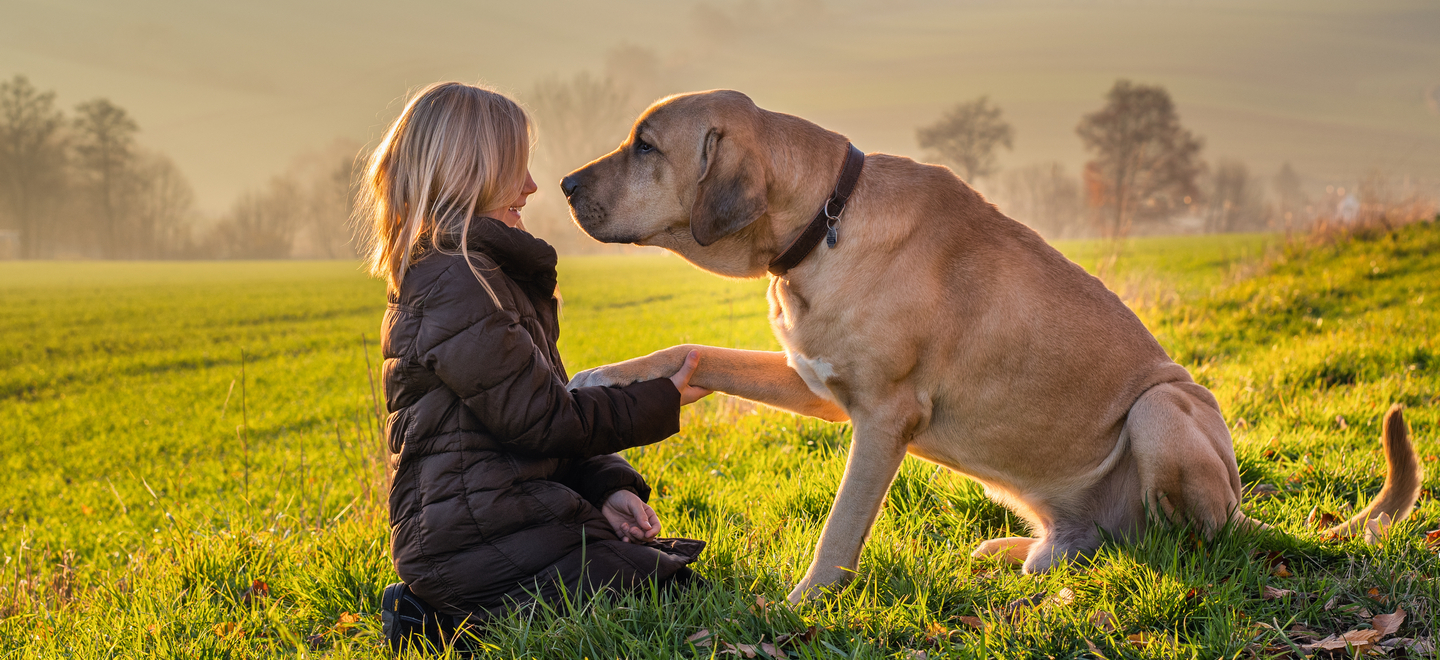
[971,537,1036,566]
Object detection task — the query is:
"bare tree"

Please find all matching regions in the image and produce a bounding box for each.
[523,72,638,251]
[1273,162,1307,230]
[130,152,197,257]
[1204,158,1266,233]
[72,98,139,257]
[991,162,1083,239]
[1076,80,1203,240]
[212,177,302,258]
[916,96,1014,183]
[0,75,67,258]
[286,139,364,258]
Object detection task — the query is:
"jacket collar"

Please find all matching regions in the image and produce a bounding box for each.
[437,216,558,297]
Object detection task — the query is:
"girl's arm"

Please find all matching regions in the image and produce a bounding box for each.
[418,269,680,458]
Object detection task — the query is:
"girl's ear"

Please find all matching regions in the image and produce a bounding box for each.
[690,128,767,247]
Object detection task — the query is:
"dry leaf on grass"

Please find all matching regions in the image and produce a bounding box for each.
[924,621,956,644]
[687,628,714,647]
[1046,587,1076,607]
[1126,631,1173,647]
[1084,638,1108,659]
[1089,610,1117,633]
[1272,563,1293,578]
[1262,585,1295,600]
[212,621,243,639]
[334,612,361,634]
[1304,629,1383,653]
[1424,529,1440,550]
[1371,607,1406,637]
[242,578,269,603]
[1308,507,1342,529]
[773,626,819,647]
[956,616,988,632]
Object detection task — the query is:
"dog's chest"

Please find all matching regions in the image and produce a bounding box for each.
[769,278,845,403]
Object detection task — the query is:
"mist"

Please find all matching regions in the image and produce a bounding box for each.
[2,0,1438,257]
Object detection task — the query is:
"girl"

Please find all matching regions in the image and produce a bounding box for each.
[360,82,709,651]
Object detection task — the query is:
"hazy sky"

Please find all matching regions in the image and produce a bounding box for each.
[3,0,1438,214]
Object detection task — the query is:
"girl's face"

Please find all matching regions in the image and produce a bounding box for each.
[483,170,539,229]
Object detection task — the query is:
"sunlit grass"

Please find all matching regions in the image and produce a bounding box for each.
[1,226,1436,658]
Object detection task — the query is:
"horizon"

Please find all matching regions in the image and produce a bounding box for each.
[3,0,1437,220]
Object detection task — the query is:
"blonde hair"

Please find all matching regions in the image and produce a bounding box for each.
[358,82,532,307]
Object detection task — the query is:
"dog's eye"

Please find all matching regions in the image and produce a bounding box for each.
[635,139,654,154]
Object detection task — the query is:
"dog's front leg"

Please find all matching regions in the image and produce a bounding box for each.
[787,416,908,603]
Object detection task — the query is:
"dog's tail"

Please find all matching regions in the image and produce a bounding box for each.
[1321,404,1422,539]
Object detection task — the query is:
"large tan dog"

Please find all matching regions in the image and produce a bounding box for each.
[560,90,1421,603]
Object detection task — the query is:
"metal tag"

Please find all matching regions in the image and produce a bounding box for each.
[826,225,838,248]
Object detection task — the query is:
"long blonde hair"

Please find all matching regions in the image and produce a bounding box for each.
[358,82,532,307]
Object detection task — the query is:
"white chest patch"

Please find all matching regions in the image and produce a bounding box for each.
[788,351,839,403]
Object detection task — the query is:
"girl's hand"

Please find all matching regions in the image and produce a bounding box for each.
[601,489,661,543]
[669,350,712,406]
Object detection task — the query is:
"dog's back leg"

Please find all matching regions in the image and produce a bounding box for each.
[1126,381,1243,533]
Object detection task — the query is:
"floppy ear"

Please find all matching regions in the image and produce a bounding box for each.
[690,128,767,246]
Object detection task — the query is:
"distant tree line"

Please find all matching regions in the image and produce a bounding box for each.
[0,75,362,260]
[914,80,1361,242]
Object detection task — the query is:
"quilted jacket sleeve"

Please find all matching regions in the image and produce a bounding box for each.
[558,453,653,509]
[418,263,681,459]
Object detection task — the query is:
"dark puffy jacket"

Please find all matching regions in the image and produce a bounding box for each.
[382,216,696,619]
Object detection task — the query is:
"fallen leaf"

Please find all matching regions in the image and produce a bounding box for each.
[1126,632,1172,647]
[760,641,787,659]
[334,612,361,633]
[1084,638,1108,659]
[730,642,759,658]
[687,629,713,647]
[751,595,770,614]
[957,616,987,631]
[1323,594,1342,611]
[924,621,955,644]
[1262,585,1295,600]
[1272,563,1293,578]
[1336,415,1349,430]
[1306,629,1384,653]
[243,578,269,603]
[1090,610,1117,633]
[1372,607,1405,637]
[212,622,242,639]
[1047,587,1076,607]
[1308,507,1342,529]
[773,626,818,647]
[1425,529,1440,550]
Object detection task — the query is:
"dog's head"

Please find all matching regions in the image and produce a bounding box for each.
[562,90,774,277]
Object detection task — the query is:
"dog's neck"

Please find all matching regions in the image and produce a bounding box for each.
[752,111,852,275]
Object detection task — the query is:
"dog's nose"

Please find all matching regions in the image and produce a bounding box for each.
[560,175,581,198]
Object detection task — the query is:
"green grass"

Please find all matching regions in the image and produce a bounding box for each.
[0,226,1436,658]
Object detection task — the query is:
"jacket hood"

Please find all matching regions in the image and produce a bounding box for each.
[436,216,558,297]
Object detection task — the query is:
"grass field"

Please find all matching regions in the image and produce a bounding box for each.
[0,224,1436,659]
